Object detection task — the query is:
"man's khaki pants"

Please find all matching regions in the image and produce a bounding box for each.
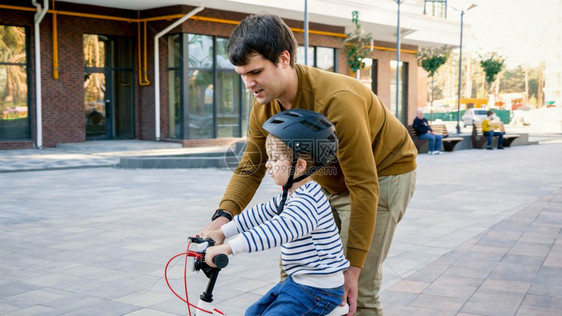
[325,170,416,316]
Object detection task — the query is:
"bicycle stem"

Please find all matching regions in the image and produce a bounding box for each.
[200,268,220,303]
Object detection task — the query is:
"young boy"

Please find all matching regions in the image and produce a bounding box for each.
[482,110,505,150]
[204,109,350,315]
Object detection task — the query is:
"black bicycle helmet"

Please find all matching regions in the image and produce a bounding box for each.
[263,109,338,214]
[262,109,338,166]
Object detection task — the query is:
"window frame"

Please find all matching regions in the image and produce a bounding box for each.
[297,45,338,72]
[167,33,248,140]
[424,0,448,19]
[0,24,31,141]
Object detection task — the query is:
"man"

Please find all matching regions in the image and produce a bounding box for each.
[203,13,417,315]
[413,109,443,155]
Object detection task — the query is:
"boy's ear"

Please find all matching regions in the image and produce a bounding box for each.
[297,157,308,171]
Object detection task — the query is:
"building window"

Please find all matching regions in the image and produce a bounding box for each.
[355,59,378,91]
[168,34,249,139]
[390,60,409,124]
[297,46,337,72]
[0,25,30,140]
[168,34,182,139]
[424,0,447,19]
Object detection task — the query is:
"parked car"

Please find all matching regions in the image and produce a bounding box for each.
[462,108,488,127]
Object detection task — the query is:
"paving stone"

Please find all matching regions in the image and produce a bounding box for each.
[519,294,562,312]
[409,293,466,312]
[422,276,483,299]
[461,288,526,316]
[478,279,531,294]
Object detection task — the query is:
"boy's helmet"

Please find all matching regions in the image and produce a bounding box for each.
[262,109,338,166]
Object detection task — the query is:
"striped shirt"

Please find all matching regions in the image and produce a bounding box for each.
[222,181,349,287]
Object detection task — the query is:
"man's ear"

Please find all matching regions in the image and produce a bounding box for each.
[278,50,291,68]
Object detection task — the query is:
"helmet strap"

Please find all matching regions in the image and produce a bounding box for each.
[276,149,300,214]
[276,154,319,215]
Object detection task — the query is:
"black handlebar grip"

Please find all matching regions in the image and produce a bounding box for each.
[213,254,229,268]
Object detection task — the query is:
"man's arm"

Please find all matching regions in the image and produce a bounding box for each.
[202,105,269,236]
[426,119,434,134]
[325,92,379,268]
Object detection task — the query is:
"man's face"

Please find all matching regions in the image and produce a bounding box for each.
[417,111,424,119]
[234,54,285,105]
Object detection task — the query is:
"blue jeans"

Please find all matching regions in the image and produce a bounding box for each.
[245,276,344,316]
[483,131,504,148]
[418,133,443,152]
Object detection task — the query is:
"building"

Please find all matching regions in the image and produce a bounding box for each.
[0,0,460,150]
[543,0,562,108]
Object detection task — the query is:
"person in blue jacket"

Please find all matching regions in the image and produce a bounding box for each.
[413,109,443,155]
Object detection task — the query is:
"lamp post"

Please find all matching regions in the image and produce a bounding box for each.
[304,0,309,65]
[455,3,478,134]
[395,0,403,121]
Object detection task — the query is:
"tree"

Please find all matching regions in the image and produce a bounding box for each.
[500,66,525,93]
[430,50,544,110]
[342,11,373,76]
[417,46,451,121]
[480,53,505,95]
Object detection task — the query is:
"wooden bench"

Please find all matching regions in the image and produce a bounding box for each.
[407,125,429,153]
[407,124,464,153]
[430,124,464,152]
[471,122,520,148]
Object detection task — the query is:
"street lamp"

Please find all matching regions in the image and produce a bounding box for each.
[304,0,309,65]
[455,3,478,134]
[395,0,403,121]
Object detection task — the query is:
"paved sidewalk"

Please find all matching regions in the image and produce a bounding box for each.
[0,140,229,172]
[1,139,561,315]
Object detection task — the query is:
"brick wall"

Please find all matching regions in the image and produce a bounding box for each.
[369,44,419,125]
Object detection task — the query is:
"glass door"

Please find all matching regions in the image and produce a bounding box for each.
[84,34,134,139]
[84,72,110,138]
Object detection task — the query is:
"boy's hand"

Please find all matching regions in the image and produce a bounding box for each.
[205,243,232,268]
[204,229,226,245]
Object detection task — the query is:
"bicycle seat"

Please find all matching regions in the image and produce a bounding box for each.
[326,303,349,316]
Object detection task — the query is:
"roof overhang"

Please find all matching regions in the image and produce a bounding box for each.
[54,0,462,48]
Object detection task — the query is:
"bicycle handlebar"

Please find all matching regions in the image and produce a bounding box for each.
[187,236,229,270]
[213,254,229,269]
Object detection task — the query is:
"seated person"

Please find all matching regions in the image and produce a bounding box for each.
[413,109,443,155]
[482,110,504,150]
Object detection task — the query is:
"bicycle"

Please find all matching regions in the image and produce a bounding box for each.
[165,236,350,316]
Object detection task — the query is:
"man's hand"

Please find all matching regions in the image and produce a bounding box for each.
[200,216,230,238]
[204,243,232,268]
[343,266,361,315]
[205,229,226,245]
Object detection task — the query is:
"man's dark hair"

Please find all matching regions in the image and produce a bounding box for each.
[227,13,297,67]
